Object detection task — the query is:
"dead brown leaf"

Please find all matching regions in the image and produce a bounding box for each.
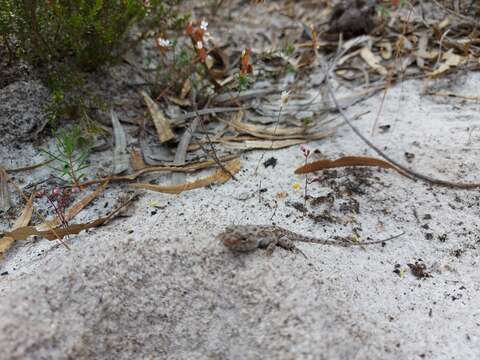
[75,155,239,187]
[130,159,241,194]
[130,148,147,171]
[0,194,34,257]
[141,91,175,143]
[294,155,409,178]
[0,194,135,242]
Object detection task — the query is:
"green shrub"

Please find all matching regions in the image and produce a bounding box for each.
[0,0,187,125]
[0,0,184,71]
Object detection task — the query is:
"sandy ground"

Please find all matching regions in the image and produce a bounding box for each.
[2,1,480,358]
[1,71,480,359]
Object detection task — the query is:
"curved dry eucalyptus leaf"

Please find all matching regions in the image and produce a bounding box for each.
[111,110,130,175]
[294,156,409,178]
[131,159,241,194]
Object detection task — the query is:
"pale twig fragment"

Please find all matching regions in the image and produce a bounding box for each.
[222,137,333,150]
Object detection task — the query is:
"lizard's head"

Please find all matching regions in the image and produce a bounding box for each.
[217,225,258,252]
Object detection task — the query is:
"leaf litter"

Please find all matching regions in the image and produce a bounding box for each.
[3,1,480,262]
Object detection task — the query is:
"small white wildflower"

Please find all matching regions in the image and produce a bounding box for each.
[200,20,209,31]
[157,37,171,48]
[281,90,290,105]
[196,41,203,49]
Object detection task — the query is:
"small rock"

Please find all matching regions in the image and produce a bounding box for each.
[0,81,50,144]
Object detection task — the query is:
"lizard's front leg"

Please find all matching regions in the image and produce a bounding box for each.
[276,236,307,258]
[264,237,295,255]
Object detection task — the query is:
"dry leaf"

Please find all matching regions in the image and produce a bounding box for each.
[0,167,11,211]
[379,41,392,60]
[6,159,53,173]
[294,155,409,178]
[74,155,239,187]
[130,148,147,171]
[0,195,33,257]
[180,78,192,99]
[1,195,134,242]
[224,111,315,138]
[205,48,229,79]
[416,33,428,68]
[222,138,326,150]
[141,91,175,143]
[167,96,191,107]
[429,50,466,77]
[438,18,450,30]
[111,110,130,175]
[3,218,106,241]
[360,47,388,76]
[131,159,241,194]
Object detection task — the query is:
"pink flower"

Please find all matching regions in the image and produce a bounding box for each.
[300,144,310,157]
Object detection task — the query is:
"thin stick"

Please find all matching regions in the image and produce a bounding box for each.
[188,90,237,181]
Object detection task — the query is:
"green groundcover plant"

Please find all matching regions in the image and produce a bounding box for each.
[0,0,186,123]
[0,0,184,71]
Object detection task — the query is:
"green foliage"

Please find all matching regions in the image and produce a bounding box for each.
[0,0,185,129]
[236,73,253,92]
[282,42,295,57]
[0,0,184,71]
[41,125,92,185]
[376,1,407,18]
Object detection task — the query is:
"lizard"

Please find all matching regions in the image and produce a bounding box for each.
[218,225,404,256]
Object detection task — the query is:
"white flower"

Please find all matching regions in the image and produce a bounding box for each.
[200,20,209,31]
[157,37,171,48]
[281,90,290,105]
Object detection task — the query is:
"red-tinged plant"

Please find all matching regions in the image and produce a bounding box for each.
[240,48,253,75]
